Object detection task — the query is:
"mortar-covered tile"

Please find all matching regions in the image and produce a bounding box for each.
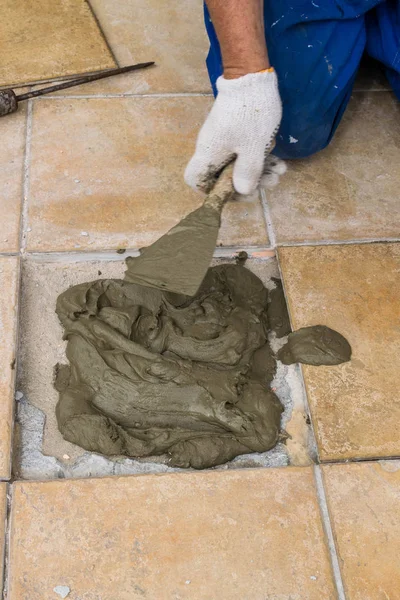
[0,0,115,87]
[323,462,400,600]
[27,97,268,251]
[16,255,314,477]
[73,0,211,94]
[0,257,19,478]
[0,107,26,252]
[267,93,400,243]
[8,469,336,599]
[278,243,400,461]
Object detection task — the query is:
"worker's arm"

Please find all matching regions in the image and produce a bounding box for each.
[206,0,270,79]
[185,0,284,196]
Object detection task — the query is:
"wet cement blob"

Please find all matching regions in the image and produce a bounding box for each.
[55,262,283,469]
[267,277,292,338]
[278,325,352,366]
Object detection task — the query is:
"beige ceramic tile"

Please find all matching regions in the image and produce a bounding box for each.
[0,485,8,591]
[0,257,19,478]
[323,462,400,600]
[26,97,268,251]
[8,469,336,599]
[68,0,212,94]
[267,93,400,242]
[0,0,115,88]
[278,243,400,461]
[0,107,26,252]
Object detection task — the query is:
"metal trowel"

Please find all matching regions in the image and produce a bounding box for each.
[125,164,235,297]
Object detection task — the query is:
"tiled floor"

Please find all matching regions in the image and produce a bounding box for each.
[0,0,400,597]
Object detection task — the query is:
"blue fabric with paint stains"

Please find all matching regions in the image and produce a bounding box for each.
[204,0,400,159]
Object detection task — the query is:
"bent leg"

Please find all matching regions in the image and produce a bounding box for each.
[366,0,400,99]
[264,1,375,158]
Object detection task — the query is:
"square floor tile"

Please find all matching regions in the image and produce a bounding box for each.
[0,257,19,478]
[0,0,115,87]
[26,97,268,251]
[267,93,400,243]
[0,107,26,252]
[323,462,400,600]
[278,243,400,461]
[80,0,212,94]
[8,469,336,599]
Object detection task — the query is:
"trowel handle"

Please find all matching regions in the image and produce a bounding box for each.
[203,163,235,211]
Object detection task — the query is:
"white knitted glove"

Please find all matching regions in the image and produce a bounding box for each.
[185,70,282,196]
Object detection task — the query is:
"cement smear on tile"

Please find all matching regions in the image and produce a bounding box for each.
[15,255,316,479]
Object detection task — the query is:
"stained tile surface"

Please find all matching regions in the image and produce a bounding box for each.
[26,97,268,251]
[1,0,115,88]
[8,469,336,599]
[0,257,19,478]
[0,108,26,252]
[268,93,400,242]
[84,0,211,94]
[279,243,400,461]
[0,0,115,87]
[323,462,400,600]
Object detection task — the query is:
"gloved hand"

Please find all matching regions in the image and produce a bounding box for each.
[185,69,283,196]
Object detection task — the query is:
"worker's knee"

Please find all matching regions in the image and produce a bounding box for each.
[272,120,333,160]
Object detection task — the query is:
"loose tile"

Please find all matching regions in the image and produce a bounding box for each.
[0,0,115,87]
[0,485,8,591]
[267,93,400,242]
[0,257,19,478]
[0,107,26,252]
[323,462,400,600]
[27,97,268,251]
[16,256,313,477]
[279,243,400,461]
[72,0,212,94]
[8,469,336,599]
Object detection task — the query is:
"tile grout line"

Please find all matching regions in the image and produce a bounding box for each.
[1,484,13,600]
[86,0,120,69]
[313,465,347,600]
[20,99,33,254]
[274,251,320,463]
[1,246,275,263]
[7,99,34,489]
[277,236,400,247]
[260,187,277,248]
[33,92,214,99]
